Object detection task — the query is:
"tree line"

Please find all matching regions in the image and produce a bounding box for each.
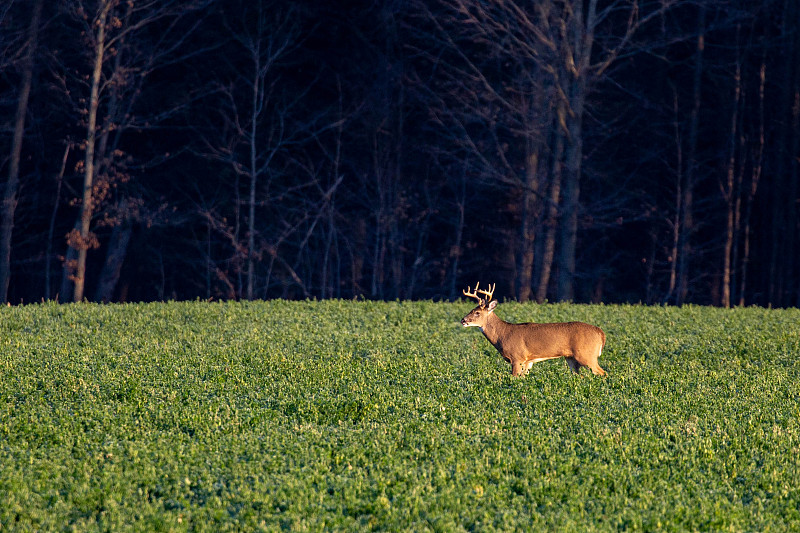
[1,0,799,307]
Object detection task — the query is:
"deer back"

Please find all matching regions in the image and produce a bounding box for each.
[484,315,604,360]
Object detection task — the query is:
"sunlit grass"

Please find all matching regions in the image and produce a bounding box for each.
[1,300,799,531]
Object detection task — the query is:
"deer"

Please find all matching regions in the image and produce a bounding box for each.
[460,282,607,377]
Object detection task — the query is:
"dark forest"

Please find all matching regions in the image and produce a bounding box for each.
[1,0,799,306]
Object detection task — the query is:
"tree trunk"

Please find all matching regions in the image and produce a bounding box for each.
[93,221,132,303]
[93,200,132,303]
[246,47,259,301]
[0,0,42,303]
[739,56,766,306]
[676,5,705,305]
[556,0,595,302]
[46,144,70,300]
[787,41,800,306]
[721,52,742,308]
[448,174,466,301]
[536,109,565,303]
[768,0,800,306]
[556,106,582,302]
[72,1,112,302]
[60,221,81,301]
[516,148,539,302]
[665,82,682,303]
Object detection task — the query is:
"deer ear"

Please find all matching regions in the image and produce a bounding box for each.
[487,300,498,312]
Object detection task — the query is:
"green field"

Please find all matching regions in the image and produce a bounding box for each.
[1,300,799,531]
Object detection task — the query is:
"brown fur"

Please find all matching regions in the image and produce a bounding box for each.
[462,301,606,377]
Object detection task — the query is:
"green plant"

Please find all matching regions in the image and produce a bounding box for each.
[1,301,798,531]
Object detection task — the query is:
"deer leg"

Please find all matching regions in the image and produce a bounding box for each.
[566,357,582,375]
[574,350,606,376]
[511,361,525,377]
[589,364,607,376]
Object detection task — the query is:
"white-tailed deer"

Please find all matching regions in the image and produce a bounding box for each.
[461,282,606,377]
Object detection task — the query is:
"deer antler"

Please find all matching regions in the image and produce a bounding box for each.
[477,282,495,302]
[463,282,483,303]
[463,282,495,307]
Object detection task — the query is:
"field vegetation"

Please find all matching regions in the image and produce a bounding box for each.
[1,300,799,531]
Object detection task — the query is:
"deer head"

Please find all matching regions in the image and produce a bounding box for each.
[460,282,497,328]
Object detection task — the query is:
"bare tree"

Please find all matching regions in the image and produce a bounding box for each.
[738,48,766,306]
[411,0,556,300]
[554,0,678,301]
[536,112,565,302]
[58,0,211,302]
[674,6,706,306]
[234,4,297,300]
[769,0,800,306]
[0,0,43,303]
[415,0,675,301]
[719,27,742,308]
[194,3,312,299]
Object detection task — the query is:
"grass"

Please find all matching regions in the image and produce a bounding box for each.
[1,299,799,531]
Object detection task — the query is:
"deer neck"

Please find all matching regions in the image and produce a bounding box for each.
[480,313,511,347]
